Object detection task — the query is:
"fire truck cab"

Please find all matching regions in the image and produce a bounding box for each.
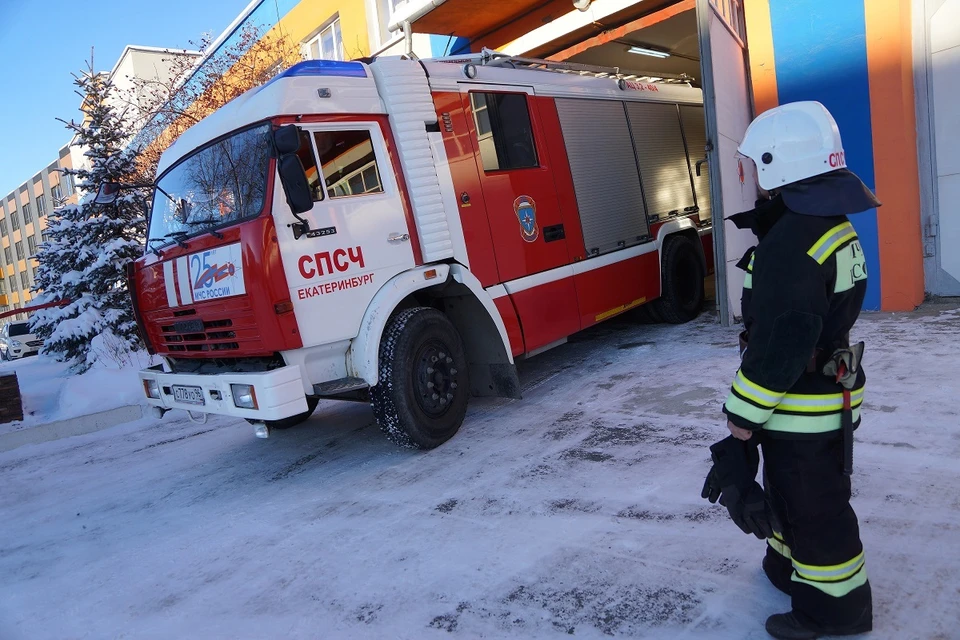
[129,51,713,448]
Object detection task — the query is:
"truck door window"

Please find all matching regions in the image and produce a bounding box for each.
[469,92,539,172]
[295,128,324,201]
[312,130,384,198]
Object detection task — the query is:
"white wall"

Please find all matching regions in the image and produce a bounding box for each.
[930,0,960,290]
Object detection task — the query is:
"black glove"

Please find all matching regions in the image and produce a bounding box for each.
[701,436,772,540]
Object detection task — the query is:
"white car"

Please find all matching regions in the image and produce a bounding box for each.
[0,321,43,360]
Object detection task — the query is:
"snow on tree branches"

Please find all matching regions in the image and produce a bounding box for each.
[31,53,147,373]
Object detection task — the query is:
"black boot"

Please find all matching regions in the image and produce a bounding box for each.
[765,610,872,640]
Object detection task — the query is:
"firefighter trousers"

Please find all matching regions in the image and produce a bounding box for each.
[760,434,872,631]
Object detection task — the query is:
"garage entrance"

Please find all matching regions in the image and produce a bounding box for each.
[917,0,960,296]
[395,0,759,324]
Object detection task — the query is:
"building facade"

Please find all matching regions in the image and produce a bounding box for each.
[0,146,80,318]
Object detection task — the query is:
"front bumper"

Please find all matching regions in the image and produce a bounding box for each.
[140,365,309,421]
[7,346,38,359]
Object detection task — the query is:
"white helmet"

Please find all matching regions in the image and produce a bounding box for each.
[737,101,847,191]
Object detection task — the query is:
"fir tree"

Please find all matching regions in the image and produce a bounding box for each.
[31,54,147,373]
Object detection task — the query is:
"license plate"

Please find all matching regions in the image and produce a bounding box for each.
[172,385,205,406]
[173,319,205,334]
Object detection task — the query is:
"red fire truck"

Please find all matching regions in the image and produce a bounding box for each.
[113,50,714,448]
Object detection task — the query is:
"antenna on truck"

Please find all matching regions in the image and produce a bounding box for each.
[427,47,695,85]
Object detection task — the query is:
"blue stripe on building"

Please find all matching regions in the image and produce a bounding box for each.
[768,0,881,310]
[429,34,471,56]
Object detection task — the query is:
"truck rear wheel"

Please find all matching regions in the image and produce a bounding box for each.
[654,235,705,324]
[246,397,319,430]
[370,307,470,449]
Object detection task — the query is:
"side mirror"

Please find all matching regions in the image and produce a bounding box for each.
[273,125,301,155]
[94,182,122,205]
[277,154,313,215]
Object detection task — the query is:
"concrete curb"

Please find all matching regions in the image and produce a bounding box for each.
[0,404,146,453]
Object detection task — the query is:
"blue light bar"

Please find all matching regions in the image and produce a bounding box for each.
[280,60,368,79]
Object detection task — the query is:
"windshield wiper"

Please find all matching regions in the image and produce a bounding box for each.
[164,231,189,249]
[146,238,166,257]
[185,219,225,239]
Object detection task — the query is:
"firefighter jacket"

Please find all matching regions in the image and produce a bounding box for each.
[722,194,868,438]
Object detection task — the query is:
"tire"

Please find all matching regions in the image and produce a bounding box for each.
[654,235,706,324]
[370,307,470,450]
[245,397,319,430]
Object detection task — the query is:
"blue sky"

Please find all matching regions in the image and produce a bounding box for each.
[0,0,248,197]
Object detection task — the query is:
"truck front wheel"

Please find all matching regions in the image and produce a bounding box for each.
[370,307,470,449]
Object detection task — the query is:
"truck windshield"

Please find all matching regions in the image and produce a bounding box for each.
[147,123,273,248]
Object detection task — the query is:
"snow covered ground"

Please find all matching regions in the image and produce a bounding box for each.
[1,305,959,640]
[0,343,154,432]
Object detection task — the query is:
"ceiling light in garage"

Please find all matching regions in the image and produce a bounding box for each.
[628,46,671,58]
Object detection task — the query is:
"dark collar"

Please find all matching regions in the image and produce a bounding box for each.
[779,168,881,216]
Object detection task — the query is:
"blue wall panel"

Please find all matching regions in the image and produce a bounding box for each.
[768,0,881,310]
[429,34,471,56]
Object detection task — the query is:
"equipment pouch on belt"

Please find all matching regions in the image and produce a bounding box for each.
[822,341,865,476]
[822,341,864,390]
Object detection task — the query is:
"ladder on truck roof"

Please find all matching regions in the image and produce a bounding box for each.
[425,47,695,86]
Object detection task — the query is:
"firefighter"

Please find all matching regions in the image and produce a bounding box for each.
[701,101,877,639]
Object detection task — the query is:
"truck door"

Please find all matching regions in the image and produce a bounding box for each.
[461,87,580,352]
[273,122,416,347]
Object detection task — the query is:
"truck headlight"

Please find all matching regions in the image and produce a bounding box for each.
[143,379,161,399]
[10,340,21,348]
[231,384,258,409]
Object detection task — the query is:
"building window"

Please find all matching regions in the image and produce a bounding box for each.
[304,18,344,61]
[22,203,32,224]
[63,173,75,195]
[27,236,37,256]
[0,218,6,236]
[10,212,19,231]
[15,242,24,261]
[469,92,539,172]
[375,0,405,48]
[0,279,5,294]
[41,231,50,243]
[20,270,29,290]
[313,130,384,198]
[51,183,63,205]
[3,247,11,264]
[36,196,46,217]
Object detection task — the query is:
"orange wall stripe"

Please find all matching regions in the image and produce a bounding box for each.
[744,0,779,115]
[864,0,924,310]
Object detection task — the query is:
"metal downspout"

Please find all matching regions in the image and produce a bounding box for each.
[404,21,414,56]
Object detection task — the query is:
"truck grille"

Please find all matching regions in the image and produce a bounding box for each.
[26,340,43,347]
[160,318,239,352]
[148,302,262,355]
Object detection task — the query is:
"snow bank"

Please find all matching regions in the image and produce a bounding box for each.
[0,339,155,432]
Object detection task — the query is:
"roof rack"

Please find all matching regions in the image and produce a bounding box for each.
[426,47,695,85]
